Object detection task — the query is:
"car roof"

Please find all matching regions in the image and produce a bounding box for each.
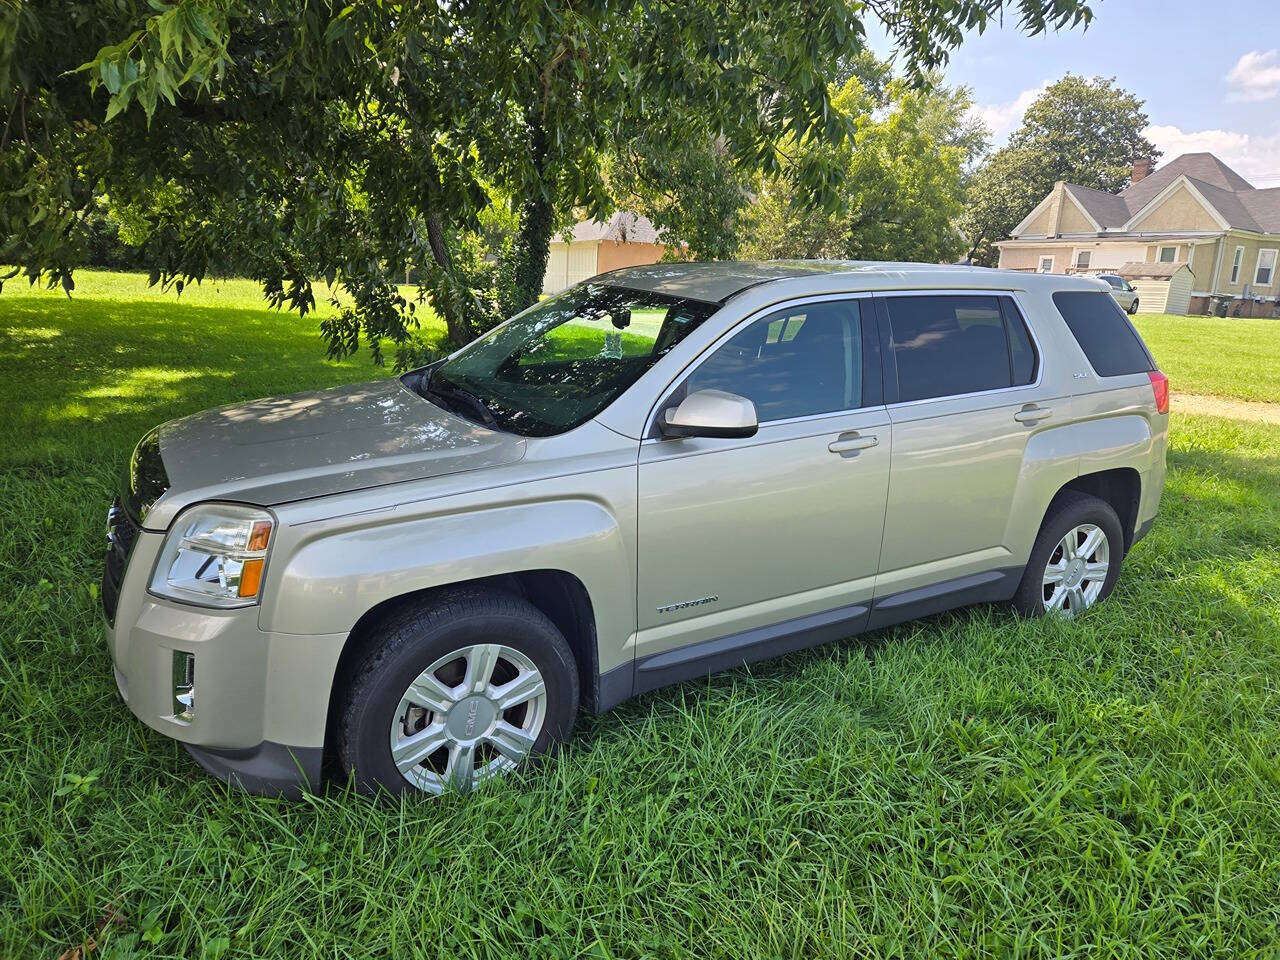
[594,260,1104,303]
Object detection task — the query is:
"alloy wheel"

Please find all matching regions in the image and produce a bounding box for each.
[1042,523,1110,618]
[388,643,547,794]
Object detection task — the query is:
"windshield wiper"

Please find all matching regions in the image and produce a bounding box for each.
[425,372,500,430]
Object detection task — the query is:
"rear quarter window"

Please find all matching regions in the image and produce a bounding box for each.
[1052,291,1153,377]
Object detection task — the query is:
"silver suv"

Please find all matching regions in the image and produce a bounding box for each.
[102,262,1169,796]
[1098,274,1139,314]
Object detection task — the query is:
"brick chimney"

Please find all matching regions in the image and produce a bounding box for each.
[1132,158,1153,184]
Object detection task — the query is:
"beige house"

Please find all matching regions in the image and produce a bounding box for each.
[542,212,670,295]
[997,153,1280,316]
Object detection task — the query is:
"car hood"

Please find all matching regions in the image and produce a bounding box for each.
[135,378,526,529]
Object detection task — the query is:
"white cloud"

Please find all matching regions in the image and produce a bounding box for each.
[1145,124,1280,185]
[971,84,1047,143]
[1226,49,1280,103]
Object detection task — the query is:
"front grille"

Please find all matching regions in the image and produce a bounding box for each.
[102,497,141,626]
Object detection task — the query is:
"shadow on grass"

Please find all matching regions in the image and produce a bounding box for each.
[0,295,391,469]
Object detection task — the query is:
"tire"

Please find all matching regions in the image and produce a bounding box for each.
[336,588,579,796]
[1011,492,1125,619]
[1127,298,1139,315]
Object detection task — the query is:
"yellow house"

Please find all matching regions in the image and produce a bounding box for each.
[996,154,1280,316]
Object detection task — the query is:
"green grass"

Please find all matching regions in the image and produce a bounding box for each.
[2,272,1279,957]
[1133,311,1280,403]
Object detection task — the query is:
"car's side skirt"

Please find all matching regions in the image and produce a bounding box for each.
[594,566,1023,712]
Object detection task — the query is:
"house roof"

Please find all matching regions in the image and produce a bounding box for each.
[1022,153,1280,236]
[1118,152,1254,213]
[1063,183,1130,228]
[1240,187,1280,232]
[567,211,662,245]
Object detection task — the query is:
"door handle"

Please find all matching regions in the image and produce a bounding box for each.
[828,433,878,454]
[1013,405,1053,423]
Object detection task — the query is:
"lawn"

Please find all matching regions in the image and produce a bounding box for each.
[2,273,1278,957]
[1132,311,1280,403]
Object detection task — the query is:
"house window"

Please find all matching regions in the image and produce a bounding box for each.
[1075,250,1091,270]
[1230,246,1245,284]
[1256,249,1277,287]
[1158,246,1177,263]
[1038,256,1054,274]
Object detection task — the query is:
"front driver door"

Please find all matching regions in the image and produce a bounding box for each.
[633,296,891,690]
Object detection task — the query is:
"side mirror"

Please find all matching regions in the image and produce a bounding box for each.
[659,389,758,439]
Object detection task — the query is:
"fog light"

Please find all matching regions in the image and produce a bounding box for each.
[172,651,195,723]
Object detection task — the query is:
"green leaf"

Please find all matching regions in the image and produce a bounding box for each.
[100,58,122,94]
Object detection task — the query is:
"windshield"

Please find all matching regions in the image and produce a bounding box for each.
[422,284,719,436]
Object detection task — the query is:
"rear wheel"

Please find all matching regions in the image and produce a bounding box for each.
[1012,492,1124,619]
[336,589,579,795]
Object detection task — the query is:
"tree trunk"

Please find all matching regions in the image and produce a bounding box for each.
[509,120,554,313]
[424,210,475,346]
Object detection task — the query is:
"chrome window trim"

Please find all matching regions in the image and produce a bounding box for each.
[638,403,890,447]
[875,288,1046,411]
[641,292,878,439]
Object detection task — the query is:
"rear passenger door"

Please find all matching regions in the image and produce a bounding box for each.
[873,292,1061,614]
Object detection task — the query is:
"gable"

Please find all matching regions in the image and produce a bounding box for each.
[1128,183,1224,232]
[1019,203,1053,237]
[1058,198,1096,234]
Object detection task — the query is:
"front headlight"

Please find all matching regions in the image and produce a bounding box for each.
[149,503,275,608]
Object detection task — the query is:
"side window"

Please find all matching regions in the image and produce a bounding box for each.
[1001,298,1038,386]
[684,300,863,422]
[1052,291,1153,377]
[884,295,1032,403]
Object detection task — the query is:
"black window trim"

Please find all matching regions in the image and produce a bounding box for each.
[999,295,1040,386]
[641,292,884,440]
[874,289,1045,409]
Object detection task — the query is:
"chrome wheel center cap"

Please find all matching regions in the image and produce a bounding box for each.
[446,695,497,742]
[1065,558,1087,587]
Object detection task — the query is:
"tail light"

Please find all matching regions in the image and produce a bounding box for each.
[1148,370,1169,414]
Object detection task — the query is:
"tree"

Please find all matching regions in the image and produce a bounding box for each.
[960,74,1158,265]
[958,147,1047,267]
[1010,74,1158,193]
[738,76,972,264]
[2,0,1094,366]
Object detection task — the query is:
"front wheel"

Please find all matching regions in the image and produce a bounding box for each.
[1127,298,1139,315]
[1012,492,1125,619]
[336,589,579,796]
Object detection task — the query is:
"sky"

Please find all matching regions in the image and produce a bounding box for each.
[864,0,1280,186]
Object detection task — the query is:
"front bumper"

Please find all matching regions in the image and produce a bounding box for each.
[183,741,323,797]
[105,528,346,795]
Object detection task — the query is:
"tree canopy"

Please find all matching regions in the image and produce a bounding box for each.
[960,74,1157,266]
[3,0,1093,365]
[738,74,980,264]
